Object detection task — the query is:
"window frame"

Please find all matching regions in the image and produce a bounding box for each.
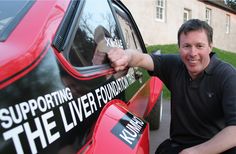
[205,8,212,25]
[155,0,166,22]
[226,14,230,34]
[183,8,191,23]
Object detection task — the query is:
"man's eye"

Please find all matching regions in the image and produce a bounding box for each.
[196,44,204,49]
[183,45,190,48]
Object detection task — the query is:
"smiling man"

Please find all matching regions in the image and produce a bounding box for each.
[108,19,236,154]
[178,25,212,80]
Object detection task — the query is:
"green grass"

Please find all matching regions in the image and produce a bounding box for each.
[146,44,236,100]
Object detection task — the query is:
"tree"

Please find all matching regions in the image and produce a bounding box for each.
[225,0,236,10]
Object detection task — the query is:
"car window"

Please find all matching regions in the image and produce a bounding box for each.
[63,0,123,67]
[113,4,142,51]
[0,0,35,41]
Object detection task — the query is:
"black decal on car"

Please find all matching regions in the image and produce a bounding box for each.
[111,112,146,149]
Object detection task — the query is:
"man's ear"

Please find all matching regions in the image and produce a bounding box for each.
[209,43,213,51]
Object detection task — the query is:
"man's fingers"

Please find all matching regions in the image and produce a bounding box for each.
[108,48,124,60]
[108,48,129,71]
[112,65,127,72]
[111,59,128,71]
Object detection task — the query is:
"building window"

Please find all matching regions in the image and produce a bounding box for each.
[205,8,212,25]
[183,8,191,23]
[226,14,230,34]
[156,0,165,22]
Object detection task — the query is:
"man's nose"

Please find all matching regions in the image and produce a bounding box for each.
[189,47,198,57]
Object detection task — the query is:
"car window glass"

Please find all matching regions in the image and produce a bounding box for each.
[113,4,142,51]
[64,0,123,67]
[0,1,25,32]
[0,1,34,41]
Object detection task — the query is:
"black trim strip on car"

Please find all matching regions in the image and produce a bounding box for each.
[0,42,50,86]
[53,0,81,52]
[0,0,36,42]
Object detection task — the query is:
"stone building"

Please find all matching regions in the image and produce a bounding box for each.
[122,0,236,52]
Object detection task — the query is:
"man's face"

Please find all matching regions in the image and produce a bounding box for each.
[179,30,212,79]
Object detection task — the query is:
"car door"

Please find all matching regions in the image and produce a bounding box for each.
[52,0,154,152]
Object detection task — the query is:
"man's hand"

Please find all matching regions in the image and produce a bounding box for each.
[107,48,130,72]
[108,48,154,72]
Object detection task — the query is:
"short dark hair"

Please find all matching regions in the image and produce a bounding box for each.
[177,19,213,46]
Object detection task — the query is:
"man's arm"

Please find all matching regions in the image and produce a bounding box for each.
[180,126,236,154]
[107,48,154,72]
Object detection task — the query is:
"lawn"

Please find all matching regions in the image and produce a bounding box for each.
[146,44,236,100]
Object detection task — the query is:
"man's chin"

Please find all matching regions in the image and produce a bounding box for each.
[188,70,203,79]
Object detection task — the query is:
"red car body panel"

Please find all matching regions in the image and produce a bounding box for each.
[0,0,69,89]
[146,77,163,114]
[78,100,150,154]
[128,77,163,117]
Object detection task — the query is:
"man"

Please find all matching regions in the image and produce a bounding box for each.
[107,19,236,154]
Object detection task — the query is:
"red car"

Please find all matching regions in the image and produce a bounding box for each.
[0,0,163,153]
